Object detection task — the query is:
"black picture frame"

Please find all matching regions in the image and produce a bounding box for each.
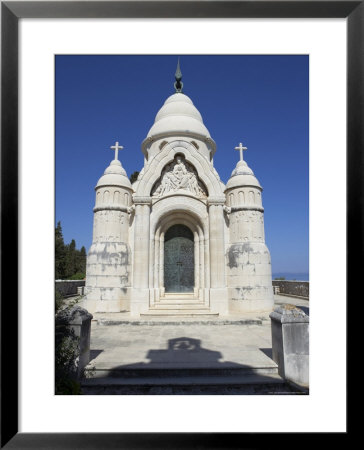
[1,1,356,447]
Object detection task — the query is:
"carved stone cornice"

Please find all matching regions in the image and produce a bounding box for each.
[230,206,264,213]
[93,205,129,213]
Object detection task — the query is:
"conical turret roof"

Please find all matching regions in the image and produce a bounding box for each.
[225,159,261,190]
[96,159,132,189]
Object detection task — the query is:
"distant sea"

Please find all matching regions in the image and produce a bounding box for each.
[272,273,309,281]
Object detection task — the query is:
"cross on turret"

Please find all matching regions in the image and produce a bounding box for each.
[110,141,123,160]
[235,142,247,161]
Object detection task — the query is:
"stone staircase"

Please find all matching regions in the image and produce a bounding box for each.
[81,365,305,395]
[141,296,218,318]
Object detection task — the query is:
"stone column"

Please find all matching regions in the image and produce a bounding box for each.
[130,197,151,316]
[153,234,160,300]
[199,231,205,301]
[194,231,199,297]
[159,232,165,296]
[208,198,228,314]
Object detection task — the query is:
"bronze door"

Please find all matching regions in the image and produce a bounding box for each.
[164,224,194,293]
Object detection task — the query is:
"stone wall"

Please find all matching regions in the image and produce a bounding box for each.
[272,280,309,299]
[56,280,86,297]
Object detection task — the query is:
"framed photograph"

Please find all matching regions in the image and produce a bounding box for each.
[2,0,357,447]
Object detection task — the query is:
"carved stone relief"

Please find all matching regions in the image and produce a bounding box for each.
[151,155,207,198]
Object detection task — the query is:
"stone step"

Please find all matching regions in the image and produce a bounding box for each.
[81,363,308,395]
[82,372,282,386]
[157,299,204,305]
[84,364,279,379]
[80,371,302,395]
[150,304,209,310]
[96,317,263,325]
[140,310,219,317]
[164,293,195,298]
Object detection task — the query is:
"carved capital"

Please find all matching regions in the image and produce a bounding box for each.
[208,196,226,206]
[133,196,152,205]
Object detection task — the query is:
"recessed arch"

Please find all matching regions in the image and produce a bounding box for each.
[150,153,208,199]
[149,207,209,303]
[135,140,224,198]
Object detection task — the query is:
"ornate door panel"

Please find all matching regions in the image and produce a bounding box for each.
[164,225,194,293]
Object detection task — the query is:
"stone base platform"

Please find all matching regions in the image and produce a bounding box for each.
[79,295,309,394]
[91,311,270,326]
[81,319,298,394]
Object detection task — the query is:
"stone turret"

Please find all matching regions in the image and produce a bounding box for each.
[225,147,274,313]
[84,143,133,313]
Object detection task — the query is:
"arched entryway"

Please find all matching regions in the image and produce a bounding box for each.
[149,203,210,305]
[164,224,194,292]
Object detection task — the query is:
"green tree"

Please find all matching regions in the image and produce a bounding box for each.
[129,171,140,184]
[56,223,87,279]
[55,221,66,279]
[65,239,77,279]
[77,246,87,274]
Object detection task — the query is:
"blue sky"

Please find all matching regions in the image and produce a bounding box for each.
[56,55,309,274]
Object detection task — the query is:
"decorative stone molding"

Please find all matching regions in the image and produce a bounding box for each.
[225,184,263,192]
[95,184,133,190]
[159,140,168,150]
[204,137,216,155]
[142,132,216,156]
[230,206,264,213]
[93,205,129,213]
[151,196,208,236]
[136,140,224,198]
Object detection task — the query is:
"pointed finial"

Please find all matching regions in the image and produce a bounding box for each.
[174,58,183,93]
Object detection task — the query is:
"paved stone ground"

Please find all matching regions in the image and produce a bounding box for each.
[79,295,308,394]
[87,321,275,372]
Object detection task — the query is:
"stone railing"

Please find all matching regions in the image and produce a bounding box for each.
[270,305,309,389]
[56,306,93,380]
[55,280,86,297]
[272,280,309,299]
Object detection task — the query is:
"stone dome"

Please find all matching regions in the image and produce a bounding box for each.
[146,93,211,139]
[96,159,132,189]
[225,159,262,190]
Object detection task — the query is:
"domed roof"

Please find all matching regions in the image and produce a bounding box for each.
[225,159,262,190]
[146,93,211,139]
[96,159,132,189]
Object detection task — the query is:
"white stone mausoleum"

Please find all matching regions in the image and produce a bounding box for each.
[84,66,274,317]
